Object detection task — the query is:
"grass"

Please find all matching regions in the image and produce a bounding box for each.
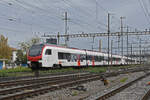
[0,67,32,77]
[71,90,78,96]
[0,67,32,73]
[82,67,107,73]
[0,64,141,77]
[110,64,142,70]
[40,67,107,75]
[120,77,128,83]
[0,67,107,77]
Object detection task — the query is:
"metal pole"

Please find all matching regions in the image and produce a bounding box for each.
[118,37,120,55]
[111,40,113,65]
[64,12,68,46]
[108,13,110,66]
[99,40,102,52]
[127,26,129,64]
[131,44,132,64]
[57,32,60,45]
[92,36,95,50]
[140,38,142,64]
[144,47,146,64]
[120,17,125,60]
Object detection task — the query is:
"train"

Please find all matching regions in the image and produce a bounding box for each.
[27,44,138,70]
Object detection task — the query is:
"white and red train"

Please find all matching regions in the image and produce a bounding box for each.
[27,44,137,70]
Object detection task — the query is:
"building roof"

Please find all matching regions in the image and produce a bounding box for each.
[0,59,8,61]
[11,47,17,51]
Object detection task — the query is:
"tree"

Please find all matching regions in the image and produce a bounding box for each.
[0,35,12,60]
[19,36,40,52]
[15,50,27,65]
[15,36,40,65]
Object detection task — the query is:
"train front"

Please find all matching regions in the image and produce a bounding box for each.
[27,44,44,70]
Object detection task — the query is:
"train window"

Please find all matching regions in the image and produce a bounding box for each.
[98,56,104,61]
[58,52,71,60]
[66,53,71,61]
[116,58,121,61]
[45,49,51,55]
[104,56,108,61]
[111,57,116,61]
[70,54,77,62]
[29,44,44,57]
[80,54,86,62]
[87,55,92,60]
[93,56,97,61]
[58,52,63,59]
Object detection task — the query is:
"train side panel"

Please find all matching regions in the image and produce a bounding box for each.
[27,44,139,69]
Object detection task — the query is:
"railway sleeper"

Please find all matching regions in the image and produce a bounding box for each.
[0,73,91,89]
[0,76,100,100]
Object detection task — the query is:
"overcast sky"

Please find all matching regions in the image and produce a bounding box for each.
[0,0,150,52]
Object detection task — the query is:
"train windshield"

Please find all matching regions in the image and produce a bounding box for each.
[29,44,44,57]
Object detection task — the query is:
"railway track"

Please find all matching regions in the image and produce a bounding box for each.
[142,88,150,100]
[0,66,149,100]
[95,72,150,100]
[0,65,148,82]
[0,73,100,100]
[0,71,87,82]
[0,73,90,88]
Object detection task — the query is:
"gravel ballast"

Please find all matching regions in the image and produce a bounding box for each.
[26,72,145,100]
[107,73,150,100]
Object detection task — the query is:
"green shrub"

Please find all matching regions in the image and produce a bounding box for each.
[120,77,128,83]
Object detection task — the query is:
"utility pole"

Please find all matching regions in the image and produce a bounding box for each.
[108,13,110,66]
[92,36,95,50]
[131,44,132,64]
[63,12,69,47]
[111,40,113,65]
[57,32,60,45]
[126,26,129,64]
[120,16,125,60]
[118,37,120,55]
[99,40,102,52]
[139,38,142,64]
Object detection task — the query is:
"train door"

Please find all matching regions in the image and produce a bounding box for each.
[42,49,56,67]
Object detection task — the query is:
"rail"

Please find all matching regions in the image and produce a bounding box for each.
[0,74,100,100]
[96,73,150,100]
[141,88,150,100]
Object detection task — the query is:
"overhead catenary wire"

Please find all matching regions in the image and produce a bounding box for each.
[13,0,103,32]
[138,0,150,25]
[141,0,150,18]
[0,0,143,33]
[62,0,108,30]
[0,0,95,35]
[0,0,60,31]
[0,0,122,33]
[0,0,148,52]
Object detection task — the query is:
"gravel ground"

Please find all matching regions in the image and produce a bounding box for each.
[25,72,145,100]
[107,74,150,100]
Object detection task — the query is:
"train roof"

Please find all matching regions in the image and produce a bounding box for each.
[32,43,129,58]
[35,43,103,53]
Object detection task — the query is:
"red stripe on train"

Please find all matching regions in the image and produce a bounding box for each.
[92,60,95,66]
[77,55,80,66]
[27,46,45,62]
